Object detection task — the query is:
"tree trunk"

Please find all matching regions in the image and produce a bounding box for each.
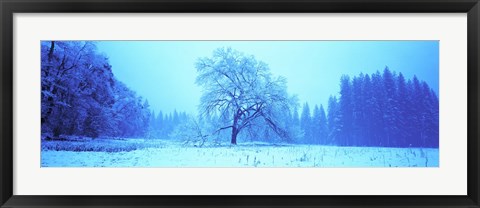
[231,110,240,145]
[231,126,238,145]
[53,127,61,139]
[48,41,55,62]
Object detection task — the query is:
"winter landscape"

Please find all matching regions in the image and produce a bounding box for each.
[41,41,439,167]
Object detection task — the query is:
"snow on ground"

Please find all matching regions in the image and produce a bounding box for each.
[41,139,439,167]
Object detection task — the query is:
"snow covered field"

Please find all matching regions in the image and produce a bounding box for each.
[41,138,439,168]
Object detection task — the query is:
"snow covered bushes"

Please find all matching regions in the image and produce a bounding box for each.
[41,137,165,152]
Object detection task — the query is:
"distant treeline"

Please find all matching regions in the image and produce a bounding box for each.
[297,68,439,148]
[148,110,188,138]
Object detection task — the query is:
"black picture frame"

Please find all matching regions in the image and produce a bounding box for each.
[1,0,479,207]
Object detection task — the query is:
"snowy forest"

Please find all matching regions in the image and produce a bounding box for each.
[41,41,439,167]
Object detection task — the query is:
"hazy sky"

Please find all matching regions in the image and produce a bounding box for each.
[96,41,439,115]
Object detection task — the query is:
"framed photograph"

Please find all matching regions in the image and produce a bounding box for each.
[1,0,479,207]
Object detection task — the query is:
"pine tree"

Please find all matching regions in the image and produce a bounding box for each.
[382,67,398,146]
[292,106,300,127]
[371,71,386,146]
[351,74,364,146]
[327,96,339,145]
[396,73,409,147]
[411,76,423,146]
[312,105,321,144]
[362,74,374,146]
[156,111,164,137]
[318,105,328,145]
[338,75,353,146]
[300,102,312,143]
[421,82,439,147]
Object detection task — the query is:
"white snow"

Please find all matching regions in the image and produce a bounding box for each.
[41,139,439,168]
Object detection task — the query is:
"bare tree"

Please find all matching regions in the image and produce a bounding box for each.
[195,47,295,144]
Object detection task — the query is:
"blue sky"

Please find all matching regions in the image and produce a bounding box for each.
[96,41,439,115]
